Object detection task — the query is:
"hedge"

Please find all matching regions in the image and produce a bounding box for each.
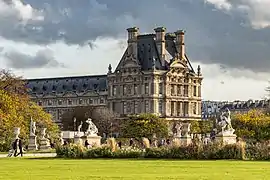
[55,142,270,160]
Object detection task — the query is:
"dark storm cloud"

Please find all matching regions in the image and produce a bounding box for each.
[1,0,270,73]
[3,49,66,69]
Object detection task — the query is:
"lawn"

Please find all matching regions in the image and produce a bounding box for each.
[0,158,269,180]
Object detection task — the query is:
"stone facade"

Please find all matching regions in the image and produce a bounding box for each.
[26,27,203,125]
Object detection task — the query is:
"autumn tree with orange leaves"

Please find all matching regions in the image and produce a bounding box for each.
[0,70,58,151]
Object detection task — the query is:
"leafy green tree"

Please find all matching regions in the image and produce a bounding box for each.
[120,113,169,138]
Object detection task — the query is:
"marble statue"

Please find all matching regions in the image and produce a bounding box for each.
[85,118,98,136]
[40,128,47,139]
[216,108,235,135]
[77,121,83,133]
[30,117,36,136]
[175,123,182,137]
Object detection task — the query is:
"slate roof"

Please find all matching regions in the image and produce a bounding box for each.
[115,32,195,72]
[26,75,107,96]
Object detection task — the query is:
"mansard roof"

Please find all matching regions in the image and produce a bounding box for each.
[26,74,107,96]
[115,30,195,73]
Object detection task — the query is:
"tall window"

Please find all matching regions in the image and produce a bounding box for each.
[112,86,117,96]
[158,100,163,114]
[177,102,181,116]
[171,84,175,95]
[171,101,174,116]
[123,102,127,114]
[123,85,127,95]
[183,102,189,116]
[134,84,138,95]
[193,86,197,96]
[159,83,163,94]
[134,101,138,114]
[145,100,149,112]
[184,85,188,97]
[145,83,149,94]
[177,85,181,96]
[193,102,197,114]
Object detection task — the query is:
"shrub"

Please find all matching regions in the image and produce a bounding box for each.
[55,142,269,160]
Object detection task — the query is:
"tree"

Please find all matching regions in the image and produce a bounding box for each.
[190,119,213,134]
[0,70,59,150]
[120,114,169,138]
[232,109,270,141]
[91,107,118,138]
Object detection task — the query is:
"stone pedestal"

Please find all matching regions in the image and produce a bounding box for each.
[81,135,101,147]
[74,135,83,145]
[28,135,38,150]
[39,138,51,150]
[180,135,192,146]
[215,134,237,145]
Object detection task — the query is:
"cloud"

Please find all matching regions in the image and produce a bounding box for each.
[0,0,269,74]
[205,0,270,29]
[2,49,66,69]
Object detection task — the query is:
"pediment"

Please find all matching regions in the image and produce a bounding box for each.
[170,60,187,69]
[62,91,78,97]
[82,90,99,97]
[43,93,57,98]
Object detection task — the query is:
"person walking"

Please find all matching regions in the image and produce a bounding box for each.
[15,139,23,157]
[12,139,18,157]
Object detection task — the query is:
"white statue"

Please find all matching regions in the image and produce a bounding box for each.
[40,128,47,139]
[85,118,98,136]
[30,117,36,136]
[77,121,83,133]
[216,108,235,135]
[175,123,182,137]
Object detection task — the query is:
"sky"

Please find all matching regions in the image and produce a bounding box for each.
[0,0,270,101]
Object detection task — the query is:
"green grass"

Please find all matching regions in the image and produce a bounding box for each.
[0,158,269,180]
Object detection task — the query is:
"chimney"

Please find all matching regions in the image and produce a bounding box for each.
[126,27,139,57]
[127,27,139,44]
[154,27,166,61]
[175,30,185,60]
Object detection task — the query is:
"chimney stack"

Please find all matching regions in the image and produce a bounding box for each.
[127,27,139,44]
[175,30,185,60]
[127,27,139,56]
[154,27,166,61]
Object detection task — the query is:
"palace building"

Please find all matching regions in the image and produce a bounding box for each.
[26,27,203,125]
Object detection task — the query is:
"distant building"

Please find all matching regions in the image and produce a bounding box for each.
[201,99,270,120]
[220,99,270,113]
[26,27,203,128]
[201,100,230,120]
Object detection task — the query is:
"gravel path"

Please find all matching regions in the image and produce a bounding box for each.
[0,153,56,158]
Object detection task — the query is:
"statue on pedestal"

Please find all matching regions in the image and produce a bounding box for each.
[85,118,98,136]
[174,122,182,137]
[30,117,36,136]
[216,108,235,135]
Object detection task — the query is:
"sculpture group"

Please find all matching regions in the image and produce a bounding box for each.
[28,117,50,150]
[74,118,101,146]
